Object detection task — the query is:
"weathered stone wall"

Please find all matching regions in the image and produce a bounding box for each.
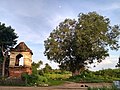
[9,67,32,78]
[9,51,32,78]
[9,51,32,67]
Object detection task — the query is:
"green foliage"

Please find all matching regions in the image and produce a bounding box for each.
[0,23,18,49]
[44,73,71,80]
[68,69,120,83]
[43,69,71,86]
[32,60,43,75]
[44,12,120,74]
[44,69,72,80]
[43,63,52,73]
[26,62,71,86]
[38,69,44,75]
[0,56,3,63]
[36,75,48,84]
[94,69,120,80]
[22,73,48,86]
[21,70,70,86]
[0,48,3,63]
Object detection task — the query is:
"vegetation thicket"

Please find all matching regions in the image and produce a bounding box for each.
[22,61,71,86]
[68,69,120,83]
[22,67,120,86]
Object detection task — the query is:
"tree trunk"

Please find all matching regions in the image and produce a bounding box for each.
[72,69,80,76]
[72,66,85,76]
[1,45,7,78]
[2,56,6,77]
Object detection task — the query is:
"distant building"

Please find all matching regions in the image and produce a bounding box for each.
[9,42,33,78]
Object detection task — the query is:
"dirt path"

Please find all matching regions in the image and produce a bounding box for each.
[0,82,112,90]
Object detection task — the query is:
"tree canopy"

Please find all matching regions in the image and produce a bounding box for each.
[32,60,43,75]
[44,12,120,75]
[43,63,52,73]
[0,22,18,77]
[0,23,18,50]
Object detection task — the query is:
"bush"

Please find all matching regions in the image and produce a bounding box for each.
[37,76,48,84]
[22,73,48,86]
[67,69,118,83]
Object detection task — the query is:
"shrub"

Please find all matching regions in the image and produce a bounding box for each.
[22,73,48,86]
[68,69,120,83]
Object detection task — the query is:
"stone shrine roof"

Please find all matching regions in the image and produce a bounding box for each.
[11,42,33,55]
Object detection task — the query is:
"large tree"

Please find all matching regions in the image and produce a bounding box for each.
[0,22,18,77]
[44,12,120,76]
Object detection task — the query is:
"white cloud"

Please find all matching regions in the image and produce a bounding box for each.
[47,13,76,29]
[14,24,46,44]
[90,55,119,71]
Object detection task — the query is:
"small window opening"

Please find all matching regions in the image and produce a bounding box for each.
[19,57,24,66]
[15,54,24,66]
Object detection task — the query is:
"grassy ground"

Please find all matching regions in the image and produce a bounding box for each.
[48,79,65,86]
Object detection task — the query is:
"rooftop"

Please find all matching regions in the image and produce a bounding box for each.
[11,42,33,55]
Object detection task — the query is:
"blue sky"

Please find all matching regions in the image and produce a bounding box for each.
[0,0,120,71]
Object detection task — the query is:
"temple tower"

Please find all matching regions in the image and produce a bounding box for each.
[9,42,33,78]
